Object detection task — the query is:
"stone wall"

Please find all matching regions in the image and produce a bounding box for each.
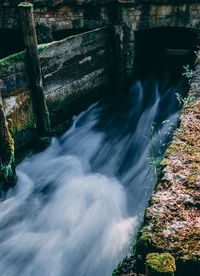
[0,0,114,7]
[134,63,200,276]
[0,0,113,45]
[1,0,200,80]
[0,27,111,149]
[116,1,200,85]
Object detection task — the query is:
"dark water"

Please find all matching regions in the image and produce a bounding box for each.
[0,73,188,276]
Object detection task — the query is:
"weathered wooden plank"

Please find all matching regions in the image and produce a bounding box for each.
[18,2,51,139]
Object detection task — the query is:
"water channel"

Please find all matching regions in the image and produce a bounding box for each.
[0,70,188,276]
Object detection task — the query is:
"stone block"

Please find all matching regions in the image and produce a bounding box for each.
[146,253,176,276]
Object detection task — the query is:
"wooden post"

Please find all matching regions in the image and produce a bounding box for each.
[18,2,51,144]
[0,92,17,188]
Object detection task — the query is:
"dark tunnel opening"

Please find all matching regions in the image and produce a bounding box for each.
[0,29,25,60]
[52,28,91,41]
[134,27,198,80]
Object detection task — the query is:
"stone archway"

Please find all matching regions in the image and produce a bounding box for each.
[117,1,200,83]
[134,26,199,78]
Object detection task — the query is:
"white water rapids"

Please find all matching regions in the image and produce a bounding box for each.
[0,73,188,276]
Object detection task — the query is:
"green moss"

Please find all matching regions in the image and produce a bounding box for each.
[65,35,76,41]
[38,43,50,55]
[4,93,36,135]
[136,227,154,256]
[9,115,36,135]
[165,143,180,156]
[0,116,17,187]
[160,158,172,167]
[112,255,136,276]
[135,207,200,271]
[0,161,17,188]
[112,260,123,276]
[146,253,176,276]
[166,142,198,156]
[191,164,200,172]
[0,121,15,165]
[0,43,49,70]
[187,176,197,184]
[0,51,25,70]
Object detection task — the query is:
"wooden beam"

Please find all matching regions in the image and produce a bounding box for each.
[18,2,51,142]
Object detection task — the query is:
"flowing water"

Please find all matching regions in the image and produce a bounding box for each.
[0,72,188,276]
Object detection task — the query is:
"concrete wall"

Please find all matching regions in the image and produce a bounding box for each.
[0,27,111,149]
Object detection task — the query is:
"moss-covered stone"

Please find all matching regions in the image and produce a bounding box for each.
[3,92,36,135]
[112,254,136,276]
[146,253,176,276]
[132,66,200,276]
[160,158,172,167]
[0,100,17,188]
[112,260,124,276]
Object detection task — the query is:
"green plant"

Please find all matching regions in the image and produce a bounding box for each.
[131,212,145,253]
[112,260,123,276]
[182,65,193,79]
[145,124,165,175]
[175,93,194,106]
[145,121,175,176]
